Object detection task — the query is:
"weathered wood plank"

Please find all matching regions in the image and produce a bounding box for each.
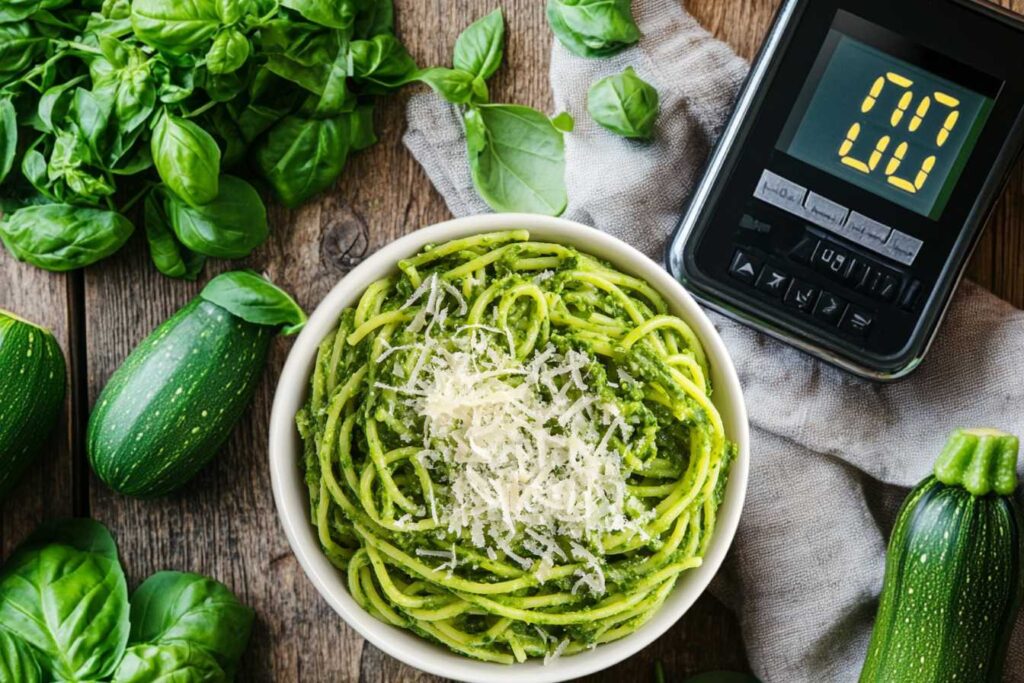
[0,257,75,556]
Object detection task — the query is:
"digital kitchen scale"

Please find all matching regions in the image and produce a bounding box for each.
[667,0,1024,380]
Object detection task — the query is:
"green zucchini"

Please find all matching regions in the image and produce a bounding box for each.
[0,310,65,500]
[860,428,1023,682]
[87,271,305,497]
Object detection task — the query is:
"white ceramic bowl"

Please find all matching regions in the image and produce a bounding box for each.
[269,213,749,683]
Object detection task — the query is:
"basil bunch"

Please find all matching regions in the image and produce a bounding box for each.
[0,0,417,277]
[547,0,640,58]
[417,10,572,216]
[0,519,253,681]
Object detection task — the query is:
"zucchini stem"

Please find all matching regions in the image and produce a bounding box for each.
[934,428,1019,496]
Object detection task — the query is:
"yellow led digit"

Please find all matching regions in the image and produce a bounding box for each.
[862,76,885,113]
[839,122,871,173]
[868,135,891,170]
[933,92,962,147]
[909,96,931,132]
[885,141,918,193]
[914,155,937,190]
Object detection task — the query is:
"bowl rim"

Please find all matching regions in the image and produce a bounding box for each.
[269,213,750,683]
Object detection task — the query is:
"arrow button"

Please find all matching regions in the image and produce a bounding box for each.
[755,266,791,298]
[729,250,762,284]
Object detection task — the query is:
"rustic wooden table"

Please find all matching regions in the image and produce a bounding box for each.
[3,1,1023,680]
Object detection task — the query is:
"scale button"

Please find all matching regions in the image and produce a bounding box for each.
[739,214,772,233]
[840,306,874,337]
[881,230,924,266]
[845,212,893,250]
[753,169,807,215]
[729,250,761,283]
[875,273,901,302]
[900,279,923,310]
[789,235,819,264]
[803,192,849,234]
[813,291,847,324]
[755,266,791,297]
[812,243,854,279]
[784,280,818,312]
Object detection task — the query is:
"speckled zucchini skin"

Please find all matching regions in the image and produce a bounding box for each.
[0,311,66,500]
[860,476,1023,682]
[87,299,272,497]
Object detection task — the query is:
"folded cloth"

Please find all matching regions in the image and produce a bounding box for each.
[403,1,1024,680]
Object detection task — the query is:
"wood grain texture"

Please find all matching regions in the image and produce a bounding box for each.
[0,0,1009,681]
[0,256,76,557]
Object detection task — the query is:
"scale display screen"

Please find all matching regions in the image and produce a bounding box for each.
[784,33,993,219]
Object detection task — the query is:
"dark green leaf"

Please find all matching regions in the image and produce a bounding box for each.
[348,104,377,151]
[0,23,47,76]
[0,98,17,185]
[145,189,205,280]
[0,531,129,680]
[164,175,267,259]
[129,571,255,673]
[414,67,477,105]
[350,34,417,91]
[587,66,659,139]
[353,0,393,38]
[111,642,226,683]
[0,631,41,683]
[71,87,112,150]
[452,8,504,81]
[130,0,221,54]
[21,518,120,560]
[256,115,349,208]
[465,104,568,216]
[0,204,134,271]
[546,0,640,58]
[280,0,356,30]
[37,75,88,134]
[151,112,222,207]
[206,28,250,75]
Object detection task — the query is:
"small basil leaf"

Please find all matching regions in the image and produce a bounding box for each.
[350,34,418,92]
[465,103,568,216]
[414,67,476,105]
[313,33,355,117]
[348,104,377,151]
[546,0,640,58]
[37,74,87,134]
[130,0,221,54]
[452,8,504,81]
[145,189,206,280]
[152,112,222,207]
[0,631,41,683]
[111,642,226,683]
[200,270,307,334]
[256,115,349,208]
[0,205,134,271]
[206,28,250,75]
[129,571,255,674]
[587,66,659,139]
[164,175,267,259]
[71,87,112,150]
[20,149,50,196]
[551,110,575,132]
[0,98,16,184]
[21,518,120,560]
[0,23,47,76]
[280,0,356,30]
[215,0,250,24]
[0,535,129,680]
[354,0,393,38]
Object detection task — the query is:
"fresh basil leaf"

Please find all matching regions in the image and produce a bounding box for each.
[0,23,47,76]
[21,518,120,560]
[546,0,640,58]
[37,75,88,134]
[152,112,222,207]
[256,115,349,208]
[145,189,205,280]
[164,175,267,259]
[0,204,134,271]
[348,104,377,151]
[452,8,504,81]
[129,571,255,673]
[465,103,568,216]
[131,0,221,54]
[280,0,356,30]
[0,98,16,185]
[0,631,41,683]
[353,0,393,38]
[0,1,44,24]
[350,34,417,91]
[551,110,575,132]
[0,535,129,680]
[587,66,659,139]
[414,67,477,105]
[111,642,226,683]
[20,149,50,197]
[206,29,250,75]
[71,87,112,151]
[215,0,250,25]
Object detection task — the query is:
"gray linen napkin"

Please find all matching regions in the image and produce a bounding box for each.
[403,1,1024,680]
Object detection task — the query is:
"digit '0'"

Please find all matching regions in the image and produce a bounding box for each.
[838,71,961,195]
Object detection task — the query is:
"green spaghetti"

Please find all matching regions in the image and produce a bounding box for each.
[297,230,734,663]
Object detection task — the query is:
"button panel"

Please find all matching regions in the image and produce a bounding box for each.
[753,169,924,266]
